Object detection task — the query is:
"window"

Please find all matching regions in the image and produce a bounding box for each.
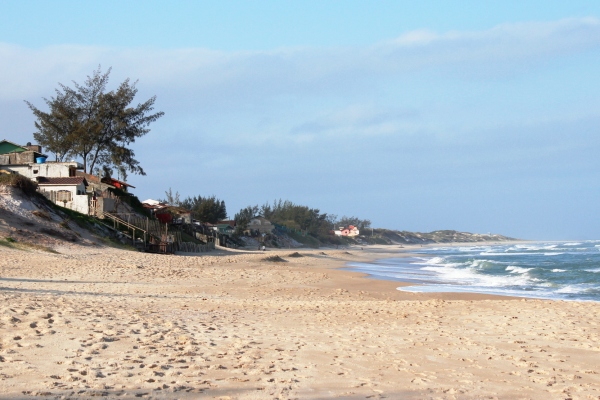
[33,170,38,174]
[56,190,72,202]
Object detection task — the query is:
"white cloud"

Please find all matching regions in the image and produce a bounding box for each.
[377,17,600,74]
[1,17,599,104]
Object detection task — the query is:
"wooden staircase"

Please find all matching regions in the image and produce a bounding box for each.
[100,211,177,253]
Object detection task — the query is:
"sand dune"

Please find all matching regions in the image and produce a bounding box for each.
[1,245,599,399]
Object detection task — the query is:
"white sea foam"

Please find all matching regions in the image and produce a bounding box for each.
[382,241,600,301]
[397,285,560,300]
[420,264,532,287]
[458,246,491,252]
[506,266,533,274]
[481,252,533,256]
[556,285,590,294]
[514,244,557,251]
[468,259,504,269]
[417,256,446,265]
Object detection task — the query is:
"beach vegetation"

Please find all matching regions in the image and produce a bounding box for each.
[160,189,227,224]
[25,66,164,175]
[181,195,227,224]
[108,186,149,216]
[233,200,367,247]
[0,173,38,196]
[0,236,59,253]
[162,187,181,206]
[336,216,371,232]
[233,205,259,234]
[32,210,52,220]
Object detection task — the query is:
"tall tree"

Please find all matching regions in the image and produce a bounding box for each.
[181,195,227,223]
[234,205,259,233]
[26,89,78,161]
[26,66,164,175]
[162,188,181,206]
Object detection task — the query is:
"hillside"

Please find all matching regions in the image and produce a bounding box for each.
[0,183,131,253]
[0,182,517,253]
[369,228,516,245]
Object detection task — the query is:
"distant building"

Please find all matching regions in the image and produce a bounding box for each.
[334,225,360,237]
[247,216,274,234]
[141,199,191,225]
[215,224,235,235]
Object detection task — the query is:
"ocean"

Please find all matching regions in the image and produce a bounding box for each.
[347,241,600,302]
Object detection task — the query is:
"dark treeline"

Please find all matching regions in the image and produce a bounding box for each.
[162,188,226,224]
[181,195,226,224]
[235,199,371,243]
[161,190,371,242]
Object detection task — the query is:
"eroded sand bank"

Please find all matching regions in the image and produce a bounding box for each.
[1,245,599,399]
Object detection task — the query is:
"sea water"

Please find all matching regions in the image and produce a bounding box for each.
[347,241,600,301]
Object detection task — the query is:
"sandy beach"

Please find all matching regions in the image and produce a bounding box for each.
[1,244,599,399]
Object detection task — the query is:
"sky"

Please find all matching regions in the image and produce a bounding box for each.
[1,1,600,240]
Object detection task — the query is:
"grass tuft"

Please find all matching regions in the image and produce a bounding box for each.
[0,237,59,253]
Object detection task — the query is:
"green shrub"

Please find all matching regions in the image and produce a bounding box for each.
[107,187,149,216]
[0,174,38,196]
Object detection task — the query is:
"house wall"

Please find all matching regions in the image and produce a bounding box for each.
[247,218,274,234]
[39,183,89,215]
[334,228,360,237]
[70,194,90,214]
[0,162,80,180]
[0,151,35,165]
[97,197,116,214]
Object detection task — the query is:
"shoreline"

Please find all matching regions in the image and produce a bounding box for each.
[339,240,600,303]
[2,241,600,398]
[333,241,529,302]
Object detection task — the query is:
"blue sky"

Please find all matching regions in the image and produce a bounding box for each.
[1,1,600,239]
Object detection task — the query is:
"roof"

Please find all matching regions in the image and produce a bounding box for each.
[36,177,88,186]
[217,220,236,227]
[0,140,28,155]
[0,140,48,158]
[101,177,136,189]
[142,199,161,206]
[75,171,101,184]
[216,224,234,230]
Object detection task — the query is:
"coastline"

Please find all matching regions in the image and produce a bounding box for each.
[1,242,599,398]
[338,241,528,301]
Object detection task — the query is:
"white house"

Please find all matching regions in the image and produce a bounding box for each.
[334,225,360,237]
[37,177,90,215]
[6,160,84,180]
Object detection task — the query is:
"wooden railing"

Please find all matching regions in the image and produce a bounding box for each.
[101,211,215,254]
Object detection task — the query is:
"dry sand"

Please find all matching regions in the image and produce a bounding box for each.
[1,244,599,399]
